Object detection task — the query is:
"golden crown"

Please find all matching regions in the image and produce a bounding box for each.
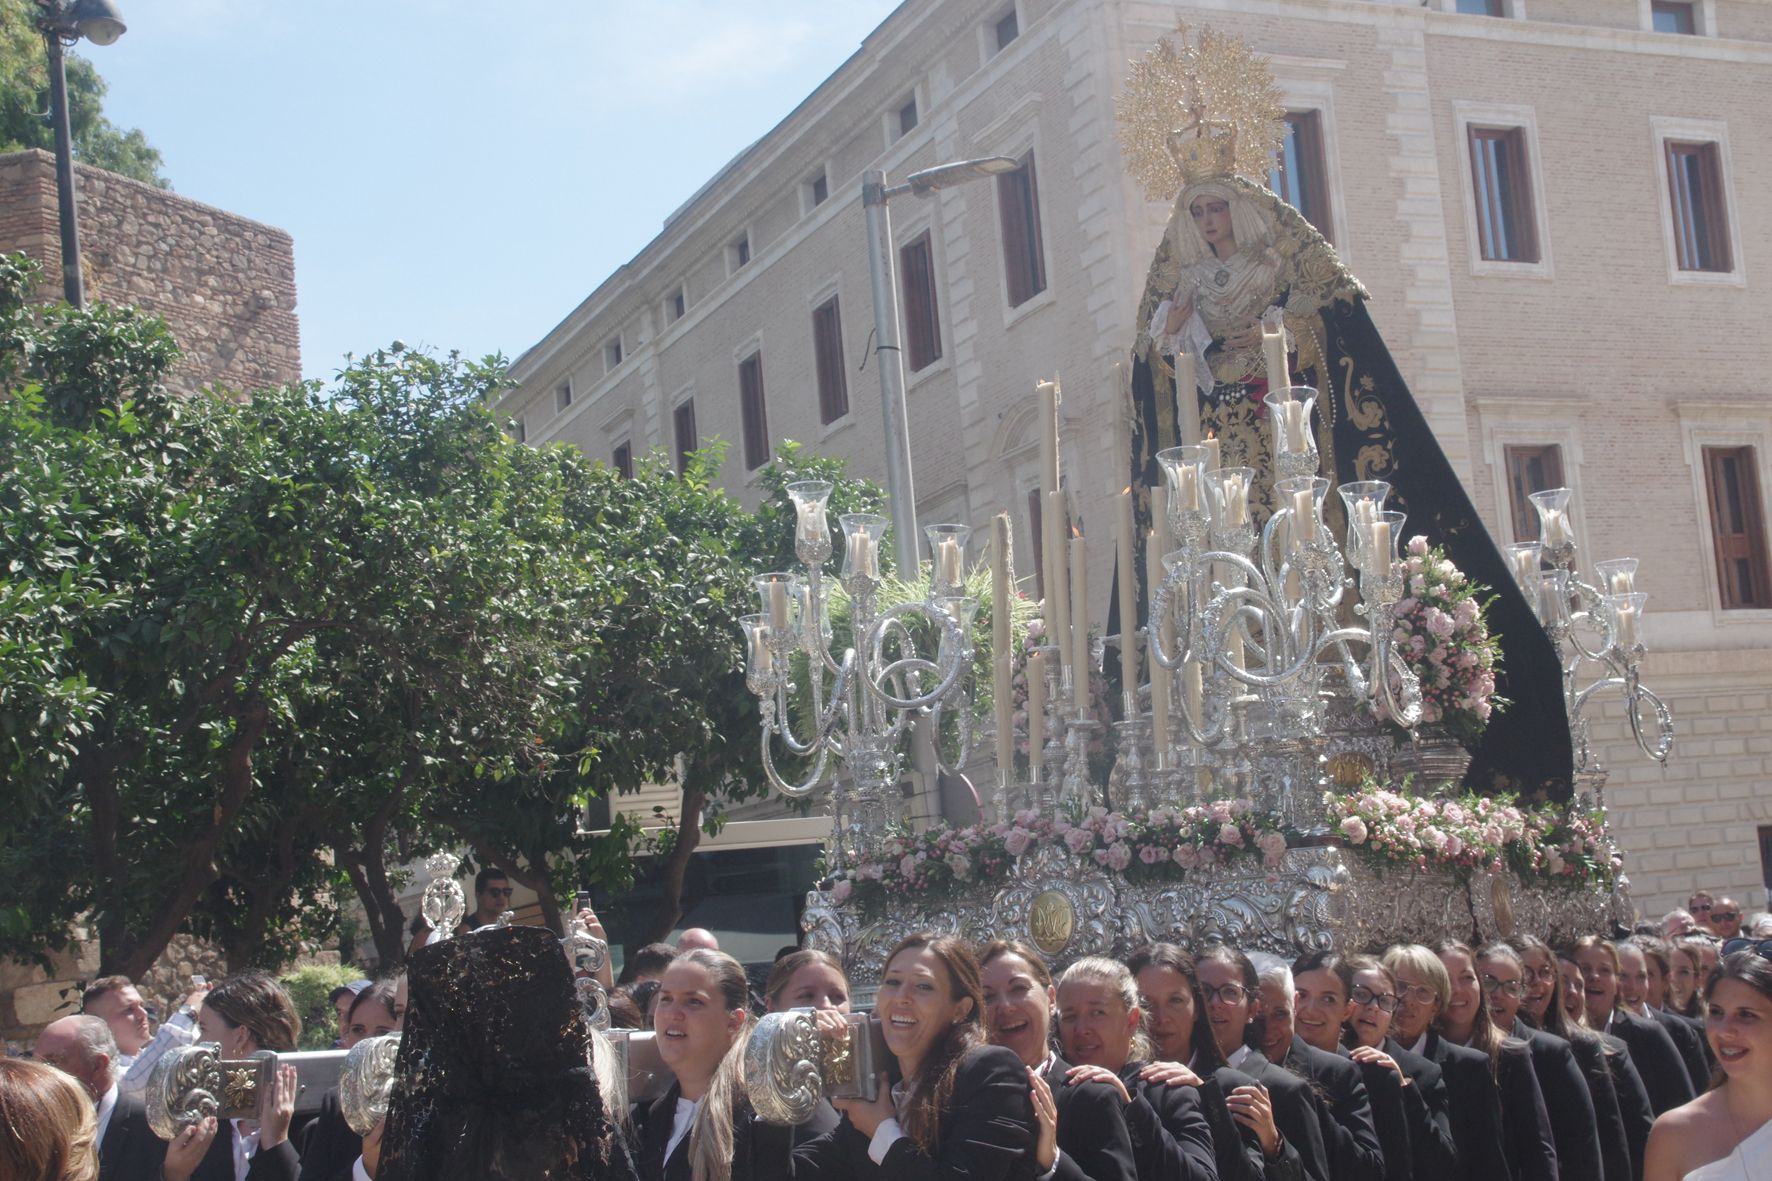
[1115,23,1286,202]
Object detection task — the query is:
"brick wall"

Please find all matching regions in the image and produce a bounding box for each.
[0,149,300,394]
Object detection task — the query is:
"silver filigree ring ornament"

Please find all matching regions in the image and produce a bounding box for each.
[743,1010,824,1125]
[340,1033,401,1136]
[576,975,612,1031]
[145,1043,224,1140]
[419,853,465,935]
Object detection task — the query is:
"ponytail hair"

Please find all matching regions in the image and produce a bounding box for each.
[675,949,754,1181]
[1056,956,1153,1066]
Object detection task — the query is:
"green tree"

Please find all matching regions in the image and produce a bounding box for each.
[0,1,167,188]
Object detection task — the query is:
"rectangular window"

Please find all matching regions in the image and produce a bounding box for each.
[729,235,751,272]
[1703,445,1772,609]
[900,232,942,371]
[673,399,697,473]
[555,380,573,414]
[1652,2,1697,33]
[997,152,1048,308]
[669,288,686,322]
[612,441,633,480]
[812,296,849,425]
[995,10,1019,50]
[811,171,829,207]
[898,97,919,137]
[739,352,769,471]
[1666,141,1732,273]
[1268,111,1333,242]
[1467,126,1540,263]
[1456,0,1503,13]
[1503,444,1566,543]
[603,339,622,372]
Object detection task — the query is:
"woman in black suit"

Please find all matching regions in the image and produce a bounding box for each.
[795,932,1036,1181]
[1573,936,1696,1117]
[758,949,849,1153]
[632,948,756,1181]
[1621,936,1713,1085]
[1128,942,1303,1181]
[979,940,1138,1181]
[1345,955,1458,1181]
[1287,951,1388,1181]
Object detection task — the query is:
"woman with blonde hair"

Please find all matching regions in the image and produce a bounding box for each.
[0,1058,98,1181]
[632,948,757,1181]
[795,932,1036,1180]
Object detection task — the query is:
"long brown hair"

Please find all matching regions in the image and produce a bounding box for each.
[883,933,985,1154]
[204,971,301,1052]
[0,1058,98,1181]
[1433,939,1508,1077]
[979,939,1057,1060]
[1127,942,1225,1071]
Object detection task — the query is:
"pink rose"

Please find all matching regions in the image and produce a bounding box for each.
[1173,845,1199,869]
[899,855,919,877]
[1407,534,1430,556]
[1208,802,1233,824]
[1064,827,1095,854]
[1217,823,1243,847]
[946,852,971,879]
[1004,828,1032,857]
[1106,842,1133,871]
[1339,816,1368,844]
[1258,831,1288,866]
[1139,844,1165,865]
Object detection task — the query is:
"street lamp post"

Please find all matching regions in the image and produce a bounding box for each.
[34,0,128,309]
[862,155,1021,577]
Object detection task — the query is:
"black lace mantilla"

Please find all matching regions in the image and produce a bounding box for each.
[379,925,637,1181]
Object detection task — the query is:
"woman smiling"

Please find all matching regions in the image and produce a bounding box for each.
[795,933,1036,1181]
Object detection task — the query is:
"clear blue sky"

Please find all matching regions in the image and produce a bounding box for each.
[89,1,902,384]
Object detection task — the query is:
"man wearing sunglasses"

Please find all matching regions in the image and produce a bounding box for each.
[457,867,517,934]
[1710,897,1745,939]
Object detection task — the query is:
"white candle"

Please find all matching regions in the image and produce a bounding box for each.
[1509,547,1538,591]
[1541,509,1571,549]
[1292,488,1315,543]
[1609,570,1635,595]
[1176,464,1200,514]
[1182,659,1203,728]
[1222,476,1249,528]
[1615,603,1639,650]
[1049,490,1071,674]
[1117,490,1138,703]
[1201,435,1221,474]
[1070,534,1090,713]
[1371,521,1393,577]
[1283,402,1308,454]
[1027,650,1046,781]
[796,504,829,549]
[1177,353,1200,445]
[1148,527,1171,748]
[753,625,774,675]
[992,514,1014,784]
[768,581,790,631]
[1262,322,1289,388]
[938,536,963,586]
[854,535,878,580]
[1039,380,1061,502]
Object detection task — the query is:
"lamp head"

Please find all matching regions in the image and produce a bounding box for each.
[71,0,125,45]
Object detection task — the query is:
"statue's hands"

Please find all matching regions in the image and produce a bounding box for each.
[1223,321,1264,350]
[1165,297,1195,337]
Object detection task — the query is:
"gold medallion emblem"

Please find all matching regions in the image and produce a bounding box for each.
[1028,890,1076,956]
[1325,752,1374,788]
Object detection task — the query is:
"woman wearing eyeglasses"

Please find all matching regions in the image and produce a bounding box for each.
[1287,951,1397,1181]
[1195,945,1334,1181]
[1477,942,1605,1181]
[1127,943,1307,1181]
[1344,955,1458,1181]
[1642,945,1772,1181]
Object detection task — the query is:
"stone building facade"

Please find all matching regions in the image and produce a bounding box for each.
[505,0,1772,918]
[0,148,300,392]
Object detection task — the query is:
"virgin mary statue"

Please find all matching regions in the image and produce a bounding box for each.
[1120,28,1573,796]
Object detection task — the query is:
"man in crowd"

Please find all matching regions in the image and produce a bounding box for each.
[675,927,720,951]
[1661,908,1696,937]
[456,868,515,934]
[35,1013,166,1181]
[1709,895,1744,939]
[1688,890,1715,932]
[83,975,205,1097]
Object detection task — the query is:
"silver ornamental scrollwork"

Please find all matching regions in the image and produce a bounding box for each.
[744,1010,824,1125]
[340,1033,401,1136]
[420,852,465,935]
[145,1043,224,1140]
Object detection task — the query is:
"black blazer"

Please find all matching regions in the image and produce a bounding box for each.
[634,1083,770,1181]
[1556,1028,1635,1181]
[1597,1031,1655,1181]
[1511,1021,1603,1181]
[1494,1037,1558,1181]
[1421,1030,1508,1181]
[1039,1055,1138,1181]
[1645,1006,1709,1094]
[294,1088,360,1181]
[792,1044,1036,1181]
[1114,1061,1217,1181]
[190,1121,301,1181]
[98,1091,167,1181]
[1206,1062,1306,1181]
[1283,1036,1385,1181]
[748,1098,841,1180]
[1384,1039,1456,1181]
[1605,1009,1694,1116]
[1239,1048,1332,1181]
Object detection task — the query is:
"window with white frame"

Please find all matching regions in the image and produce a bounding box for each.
[554,379,574,415]
[667,286,687,323]
[803,169,829,213]
[1453,103,1553,277]
[603,336,623,373]
[727,234,751,275]
[1268,110,1334,243]
[1641,0,1712,34]
[1677,402,1772,621]
[993,8,1019,52]
[1651,117,1742,286]
[1475,397,1585,549]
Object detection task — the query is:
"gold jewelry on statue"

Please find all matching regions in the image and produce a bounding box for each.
[1115,21,1286,201]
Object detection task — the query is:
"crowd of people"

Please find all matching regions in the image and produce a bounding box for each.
[4,887,1770,1181]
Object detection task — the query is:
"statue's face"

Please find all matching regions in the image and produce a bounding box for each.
[1190,196,1235,253]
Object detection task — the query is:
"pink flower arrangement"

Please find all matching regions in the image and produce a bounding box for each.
[1373,537,1508,745]
[1325,780,1622,888]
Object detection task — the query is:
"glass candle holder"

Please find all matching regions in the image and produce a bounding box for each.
[1604,591,1648,652]
[739,613,774,692]
[1529,487,1577,559]
[1504,541,1544,619]
[1157,444,1215,532]
[840,513,888,582]
[1338,480,1392,574]
[1275,475,1329,554]
[787,480,834,565]
[1595,558,1639,596]
[1263,385,1320,469]
[925,522,972,599]
[1207,466,1256,532]
[754,573,801,639]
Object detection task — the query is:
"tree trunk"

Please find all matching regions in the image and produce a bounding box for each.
[334,768,413,967]
[636,785,706,947]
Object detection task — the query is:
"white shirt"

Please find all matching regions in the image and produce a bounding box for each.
[867,1080,914,1164]
[1228,1043,1253,1071]
[352,1157,372,1181]
[117,1009,198,1097]
[94,1083,119,1144]
[1406,1031,1429,1056]
[231,1119,261,1181]
[664,1095,701,1166]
